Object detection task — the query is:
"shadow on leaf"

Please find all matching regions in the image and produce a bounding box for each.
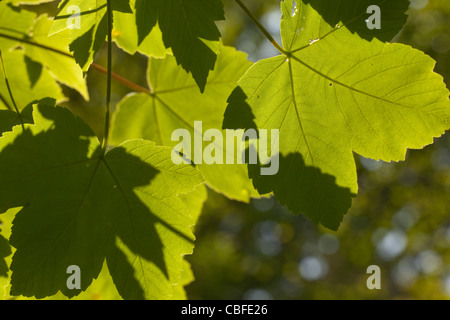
[0,104,196,300]
[0,234,11,278]
[223,86,258,132]
[134,0,224,91]
[24,56,42,89]
[300,0,409,42]
[249,150,354,231]
[69,26,94,69]
[223,86,354,230]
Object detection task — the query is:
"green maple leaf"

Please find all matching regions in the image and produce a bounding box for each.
[113,0,168,59]
[0,110,21,135]
[0,4,66,110]
[47,0,223,91]
[22,14,89,100]
[50,0,132,72]
[0,2,36,50]
[111,46,260,202]
[0,104,204,299]
[0,186,206,300]
[224,0,450,230]
[0,50,65,111]
[134,0,224,92]
[292,0,410,43]
[0,3,87,102]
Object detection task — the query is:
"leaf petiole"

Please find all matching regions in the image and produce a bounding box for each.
[234,0,287,55]
[102,0,113,152]
[0,50,25,129]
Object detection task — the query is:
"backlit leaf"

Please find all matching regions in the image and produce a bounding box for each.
[134,0,224,92]
[0,104,204,299]
[111,46,260,202]
[224,0,450,230]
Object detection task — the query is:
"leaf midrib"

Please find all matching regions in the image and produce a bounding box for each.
[288,59,315,165]
[101,155,151,297]
[289,0,390,54]
[288,53,429,112]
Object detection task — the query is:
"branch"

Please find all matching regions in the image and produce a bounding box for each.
[90,64,151,94]
[0,33,151,96]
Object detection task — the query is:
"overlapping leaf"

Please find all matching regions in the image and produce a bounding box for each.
[0,208,123,300]
[0,3,36,50]
[224,0,450,230]
[0,104,204,299]
[284,0,410,45]
[133,0,224,92]
[22,14,89,100]
[113,0,168,59]
[50,0,132,72]
[111,46,260,202]
[0,3,88,101]
[0,184,206,300]
[50,0,223,92]
[0,50,65,110]
[0,110,21,135]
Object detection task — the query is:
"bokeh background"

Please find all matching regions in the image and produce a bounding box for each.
[16,0,450,300]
